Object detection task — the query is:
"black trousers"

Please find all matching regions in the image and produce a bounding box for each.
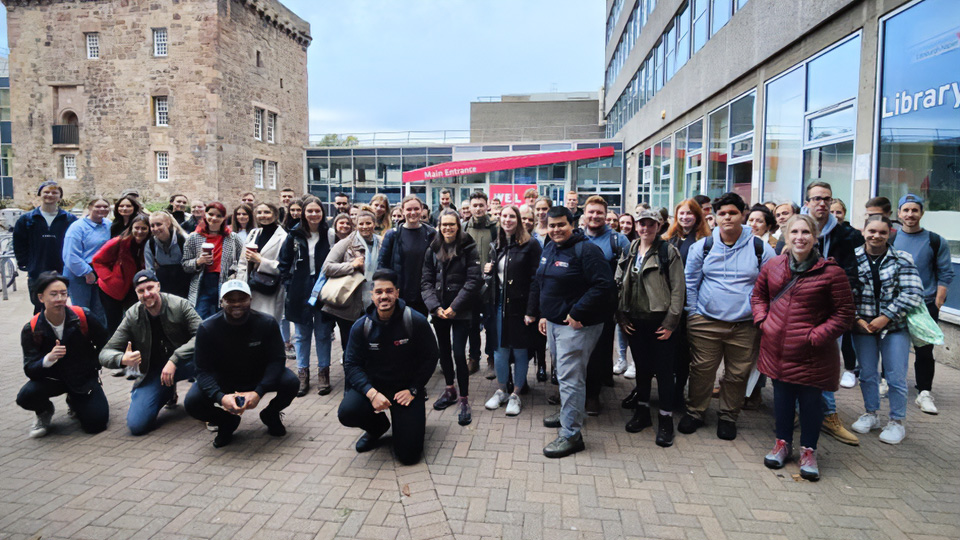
[772,379,823,449]
[672,315,691,412]
[332,315,355,362]
[433,318,471,396]
[841,332,857,371]
[586,316,616,398]
[99,287,137,335]
[531,329,547,370]
[338,388,426,465]
[27,275,42,314]
[16,379,109,434]
[183,368,299,427]
[468,304,496,361]
[626,318,678,412]
[914,302,939,392]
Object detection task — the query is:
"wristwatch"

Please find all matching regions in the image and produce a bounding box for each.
[408,387,418,397]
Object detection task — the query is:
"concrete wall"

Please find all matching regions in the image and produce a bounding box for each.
[470,100,604,143]
[4,0,309,205]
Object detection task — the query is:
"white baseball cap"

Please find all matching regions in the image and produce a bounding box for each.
[219,279,251,300]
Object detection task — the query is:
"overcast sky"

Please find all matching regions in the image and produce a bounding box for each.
[0,0,604,137]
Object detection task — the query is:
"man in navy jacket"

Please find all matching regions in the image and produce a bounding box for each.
[13,181,77,312]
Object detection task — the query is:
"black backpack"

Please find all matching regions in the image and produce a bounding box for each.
[363,305,413,340]
[702,235,765,271]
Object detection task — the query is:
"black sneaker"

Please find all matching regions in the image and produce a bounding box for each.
[585,396,602,417]
[213,415,241,448]
[356,424,389,453]
[536,363,547,382]
[656,414,675,447]
[677,413,704,434]
[717,419,737,440]
[625,405,652,433]
[432,387,458,410]
[543,411,561,428]
[260,408,286,437]
[621,388,640,409]
[457,398,472,426]
[547,393,561,406]
[543,432,585,458]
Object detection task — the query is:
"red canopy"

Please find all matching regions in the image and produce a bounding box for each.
[402,146,615,183]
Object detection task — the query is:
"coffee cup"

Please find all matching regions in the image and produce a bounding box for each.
[201,242,214,255]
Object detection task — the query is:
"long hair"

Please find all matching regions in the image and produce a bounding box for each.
[119,213,151,265]
[370,193,392,232]
[148,210,186,242]
[299,196,328,234]
[253,202,280,226]
[110,195,143,237]
[331,213,355,240]
[495,205,531,249]
[232,203,255,234]
[619,213,638,241]
[282,200,303,230]
[197,201,230,237]
[663,198,711,241]
[431,209,465,263]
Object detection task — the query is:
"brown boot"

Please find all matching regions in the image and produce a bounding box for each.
[467,356,479,374]
[317,367,332,396]
[297,368,309,397]
[821,412,859,446]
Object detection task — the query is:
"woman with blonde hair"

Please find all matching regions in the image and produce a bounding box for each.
[145,211,190,299]
[370,193,392,235]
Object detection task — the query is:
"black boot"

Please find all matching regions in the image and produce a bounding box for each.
[656,414,675,447]
[621,388,640,409]
[551,364,558,386]
[536,352,547,382]
[625,405,652,433]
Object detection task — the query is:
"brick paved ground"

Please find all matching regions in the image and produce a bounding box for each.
[0,279,958,540]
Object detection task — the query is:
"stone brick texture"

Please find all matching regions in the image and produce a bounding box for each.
[5,0,309,206]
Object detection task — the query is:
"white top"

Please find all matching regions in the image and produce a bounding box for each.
[42,321,65,367]
[498,256,506,286]
[307,231,320,275]
[40,209,58,227]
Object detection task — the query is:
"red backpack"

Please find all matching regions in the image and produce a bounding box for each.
[30,306,88,344]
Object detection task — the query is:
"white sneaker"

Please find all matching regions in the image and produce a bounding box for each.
[879,420,905,444]
[915,391,938,415]
[484,389,508,410]
[505,394,521,416]
[851,412,880,434]
[623,363,636,379]
[613,358,627,375]
[29,406,54,438]
[879,378,888,398]
[839,371,857,388]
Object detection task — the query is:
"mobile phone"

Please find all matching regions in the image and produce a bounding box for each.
[234,395,246,408]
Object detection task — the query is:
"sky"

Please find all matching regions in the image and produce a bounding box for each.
[0,0,604,138]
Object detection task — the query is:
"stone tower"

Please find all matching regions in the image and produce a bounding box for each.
[2,0,311,206]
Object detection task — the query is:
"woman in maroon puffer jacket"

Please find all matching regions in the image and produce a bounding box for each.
[751,214,854,481]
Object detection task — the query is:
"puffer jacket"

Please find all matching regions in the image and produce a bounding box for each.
[751,254,855,392]
[487,236,542,349]
[420,234,482,320]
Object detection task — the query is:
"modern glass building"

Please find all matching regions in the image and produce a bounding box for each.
[605,0,960,319]
[305,139,624,212]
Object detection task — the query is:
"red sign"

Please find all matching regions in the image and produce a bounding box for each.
[402,147,615,183]
[489,184,537,206]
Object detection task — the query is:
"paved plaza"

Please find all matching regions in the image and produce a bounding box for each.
[0,279,958,540]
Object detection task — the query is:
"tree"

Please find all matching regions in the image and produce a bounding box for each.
[315,134,359,147]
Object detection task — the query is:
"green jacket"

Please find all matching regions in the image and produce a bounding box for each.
[615,238,686,331]
[464,215,499,268]
[99,293,201,388]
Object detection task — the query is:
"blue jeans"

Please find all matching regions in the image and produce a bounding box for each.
[493,305,529,391]
[616,324,628,364]
[68,279,106,328]
[195,272,220,320]
[295,309,334,370]
[127,361,197,436]
[547,321,603,439]
[852,330,910,420]
[280,317,292,343]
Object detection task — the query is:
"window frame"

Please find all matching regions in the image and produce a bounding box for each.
[254,108,264,141]
[154,96,169,127]
[156,151,169,182]
[253,159,264,188]
[85,33,100,60]
[267,112,277,143]
[267,161,278,189]
[153,28,168,57]
[62,154,77,179]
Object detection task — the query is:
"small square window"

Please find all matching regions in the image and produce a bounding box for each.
[253,159,264,188]
[154,96,169,126]
[267,112,277,143]
[254,108,263,140]
[156,152,169,182]
[267,161,278,189]
[63,155,77,179]
[86,33,100,59]
[153,28,168,57]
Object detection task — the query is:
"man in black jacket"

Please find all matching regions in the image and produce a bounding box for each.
[531,207,615,458]
[429,188,457,226]
[184,280,299,448]
[338,269,440,465]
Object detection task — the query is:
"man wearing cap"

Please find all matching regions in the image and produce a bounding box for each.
[100,270,202,435]
[893,194,954,415]
[184,279,298,448]
[13,180,78,313]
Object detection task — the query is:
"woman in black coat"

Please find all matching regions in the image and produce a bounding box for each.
[482,205,542,418]
[421,210,482,426]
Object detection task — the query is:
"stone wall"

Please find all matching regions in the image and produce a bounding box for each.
[4,0,309,207]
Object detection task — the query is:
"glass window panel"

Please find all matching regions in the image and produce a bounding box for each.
[808,106,856,142]
[307,157,330,184]
[676,3,691,71]
[354,156,376,184]
[401,155,427,172]
[686,170,702,199]
[654,43,664,92]
[806,36,861,113]
[0,89,9,108]
[693,0,709,53]
[803,140,854,206]
[664,24,676,81]
[729,93,755,138]
[674,128,687,207]
[427,154,452,166]
[707,107,729,198]
[378,156,402,184]
[655,138,672,209]
[329,157,352,186]
[729,161,753,205]
[688,119,704,154]
[731,137,753,160]
[712,0,731,35]
[599,167,622,185]
[762,68,804,204]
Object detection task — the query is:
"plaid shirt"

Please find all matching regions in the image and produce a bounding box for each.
[853,246,923,334]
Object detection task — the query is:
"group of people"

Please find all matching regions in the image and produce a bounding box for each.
[12,179,952,474]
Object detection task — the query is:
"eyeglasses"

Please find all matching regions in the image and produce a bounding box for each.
[806,196,832,204]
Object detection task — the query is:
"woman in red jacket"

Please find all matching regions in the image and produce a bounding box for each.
[751,214,854,481]
[92,214,151,335]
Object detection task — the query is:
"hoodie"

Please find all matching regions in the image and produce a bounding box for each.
[685,225,775,322]
[530,230,615,326]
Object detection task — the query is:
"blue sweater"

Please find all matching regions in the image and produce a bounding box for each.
[62,217,112,280]
[893,229,954,303]
[584,225,630,266]
[685,225,775,322]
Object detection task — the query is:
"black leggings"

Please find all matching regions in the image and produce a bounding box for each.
[17,379,109,434]
[772,379,823,449]
[586,316,616,398]
[433,318,471,396]
[626,318,678,413]
[338,388,426,465]
[332,315,355,361]
[914,302,939,392]
[100,287,137,335]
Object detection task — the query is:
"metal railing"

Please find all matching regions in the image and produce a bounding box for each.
[308,124,606,147]
[52,124,79,145]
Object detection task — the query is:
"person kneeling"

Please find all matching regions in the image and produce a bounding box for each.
[338,269,439,466]
[18,272,110,437]
[184,280,299,448]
